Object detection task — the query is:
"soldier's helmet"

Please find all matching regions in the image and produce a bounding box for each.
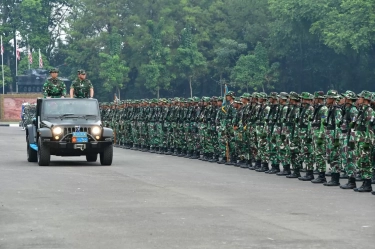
[193,97,200,102]
[240,93,251,99]
[314,91,325,99]
[268,92,278,99]
[211,96,218,102]
[251,92,259,99]
[77,69,86,75]
[225,91,235,97]
[358,90,372,101]
[326,90,339,99]
[217,96,223,102]
[343,90,357,100]
[289,91,300,100]
[258,92,268,99]
[301,92,314,100]
[279,92,289,100]
[49,68,59,73]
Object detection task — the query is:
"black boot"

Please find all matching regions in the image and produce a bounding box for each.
[311,172,326,183]
[239,159,248,168]
[202,153,210,161]
[184,151,192,158]
[313,168,319,175]
[178,150,186,157]
[298,170,315,181]
[268,164,281,174]
[355,173,362,181]
[249,160,261,170]
[246,159,251,168]
[209,154,219,163]
[277,164,291,176]
[372,190,375,195]
[217,156,227,164]
[326,170,332,177]
[324,172,340,186]
[354,179,372,192]
[340,171,348,179]
[233,156,241,167]
[340,176,356,189]
[165,148,172,155]
[190,151,199,159]
[225,156,235,165]
[286,168,301,178]
[256,162,269,172]
[172,149,179,156]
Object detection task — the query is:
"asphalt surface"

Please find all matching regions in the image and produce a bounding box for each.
[0,127,374,249]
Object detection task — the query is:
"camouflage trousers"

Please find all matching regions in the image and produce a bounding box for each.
[356,142,373,180]
[313,135,327,172]
[138,121,148,147]
[268,129,279,165]
[289,137,301,170]
[147,122,157,149]
[131,121,139,145]
[238,128,250,160]
[277,134,291,166]
[234,129,243,158]
[256,126,268,163]
[341,132,357,176]
[191,122,200,152]
[124,121,132,145]
[218,126,227,158]
[212,126,220,157]
[249,127,258,161]
[297,134,314,170]
[326,130,341,173]
[156,122,165,148]
[227,127,236,156]
[174,123,184,150]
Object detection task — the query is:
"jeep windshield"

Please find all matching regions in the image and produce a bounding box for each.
[42,99,100,119]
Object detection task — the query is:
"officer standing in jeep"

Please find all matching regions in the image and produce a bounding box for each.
[42,68,67,98]
[70,69,94,98]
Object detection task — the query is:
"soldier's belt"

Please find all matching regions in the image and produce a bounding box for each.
[356,125,366,131]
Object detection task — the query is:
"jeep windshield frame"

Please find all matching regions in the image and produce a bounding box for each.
[41,99,101,120]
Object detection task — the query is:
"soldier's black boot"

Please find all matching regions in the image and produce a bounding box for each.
[340,176,357,189]
[172,148,179,156]
[225,155,235,165]
[256,162,269,172]
[340,171,348,179]
[202,153,210,161]
[354,179,372,192]
[372,190,375,195]
[185,151,192,158]
[178,149,186,157]
[355,173,362,181]
[190,151,200,159]
[286,168,301,178]
[324,172,340,186]
[311,172,327,183]
[277,164,291,176]
[249,160,261,170]
[209,154,219,163]
[326,170,332,177]
[217,156,227,164]
[246,159,252,168]
[239,159,248,168]
[298,170,314,181]
[268,164,280,174]
[313,168,319,175]
[234,156,241,167]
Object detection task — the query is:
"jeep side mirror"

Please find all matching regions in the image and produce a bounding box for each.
[32,118,36,126]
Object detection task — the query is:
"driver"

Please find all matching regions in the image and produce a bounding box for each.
[42,68,67,98]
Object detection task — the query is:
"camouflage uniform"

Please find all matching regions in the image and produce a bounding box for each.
[70,78,93,98]
[42,68,66,98]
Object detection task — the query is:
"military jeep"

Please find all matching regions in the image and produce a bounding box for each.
[26,98,114,166]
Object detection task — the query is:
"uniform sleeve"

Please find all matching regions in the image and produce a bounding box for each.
[87,80,93,88]
[70,80,76,89]
[335,108,343,127]
[60,82,67,96]
[42,81,49,98]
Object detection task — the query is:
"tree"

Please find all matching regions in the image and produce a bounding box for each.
[99,53,129,99]
[175,26,207,97]
[18,51,51,73]
[0,65,13,87]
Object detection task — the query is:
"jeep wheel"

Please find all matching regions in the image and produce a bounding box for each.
[86,153,98,162]
[27,135,37,162]
[100,144,113,166]
[38,137,51,166]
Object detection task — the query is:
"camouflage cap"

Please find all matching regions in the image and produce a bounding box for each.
[202,96,211,102]
[217,96,223,102]
[258,92,268,99]
[343,90,357,100]
[234,97,242,104]
[225,91,235,97]
[279,92,289,100]
[301,92,314,100]
[314,91,325,99]
[251,92,259,98]
[211,96,218,101]
[371,92,375,102]
[268,92,278,99]
[49,68,59,73]
[240,92,251,99]
[193,97,200,102]
[358,90,372,100]
[77,69,86,75]
[289,91,300,100]
[326,90,339,99]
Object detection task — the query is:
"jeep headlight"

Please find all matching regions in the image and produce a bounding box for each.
[52,127,62,135]
[91,126,101,136]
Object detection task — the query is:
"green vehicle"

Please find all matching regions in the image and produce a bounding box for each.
[26,98,114,166]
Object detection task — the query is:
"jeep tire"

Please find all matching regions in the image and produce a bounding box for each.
[100,144,113,166]
[38,137,51,166]
[27,135,38,162]
[86,153,98,162]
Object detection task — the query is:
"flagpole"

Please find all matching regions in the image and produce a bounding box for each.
[16,41,18,93]
[28,46,31,70]
[1,35,4,95]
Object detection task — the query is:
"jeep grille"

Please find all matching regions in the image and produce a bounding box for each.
[64,126,92,134]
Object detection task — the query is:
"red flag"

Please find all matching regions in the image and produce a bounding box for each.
[16,46,20,60]
[28,48,32,64]
[38,49,43,68]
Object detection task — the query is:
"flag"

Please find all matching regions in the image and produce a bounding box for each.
[0,36,3,55]
[222,84,229,106]
[38,49,43,68]
[28,48,32,64]
[16,46,20,60]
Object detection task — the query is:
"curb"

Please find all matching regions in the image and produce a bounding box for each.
[0,124,21,127]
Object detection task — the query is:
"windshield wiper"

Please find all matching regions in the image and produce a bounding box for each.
[82,114,97,118]
[59,113,79,119]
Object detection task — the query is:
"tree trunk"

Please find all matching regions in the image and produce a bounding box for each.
[157,86,160,99]
[189,76,193,98]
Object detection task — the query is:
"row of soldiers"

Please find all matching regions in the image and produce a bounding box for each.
[100,90,375,196]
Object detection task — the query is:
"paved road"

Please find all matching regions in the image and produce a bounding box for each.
[0,127,374,249]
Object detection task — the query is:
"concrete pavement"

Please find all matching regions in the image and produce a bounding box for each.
[0,127,374,249]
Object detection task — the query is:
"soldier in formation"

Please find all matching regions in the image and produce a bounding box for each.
[100,90,375,196]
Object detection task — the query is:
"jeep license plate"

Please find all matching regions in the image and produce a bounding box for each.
[75,137,88,143]
[73,132,87,137]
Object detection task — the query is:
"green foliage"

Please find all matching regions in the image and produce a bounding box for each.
[0,65,13,86]
[18,51,51,73]
[99,53,129,92]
